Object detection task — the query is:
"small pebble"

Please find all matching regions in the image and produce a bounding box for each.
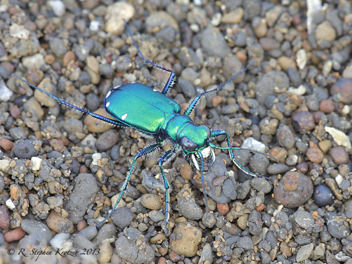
[292,111,315,133]
[21,219,53,243]
[170,223,202,257]
[313,185,334,207]
[0,139,14,151]
[111,207,133,229]
[306,141,324,163]
[0,205,10,229]
[47,211,74,233]
[319,99,334,113]
[95,130,119,152]
[4,227,26,242]
[274,171,313,208]
[330,146,349,165]
[13,139,38,159]
[140,194,162,210]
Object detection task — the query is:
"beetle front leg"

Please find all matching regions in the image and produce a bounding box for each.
[158,148,176,234]
[97,143,161,228]
[210,130,260,178]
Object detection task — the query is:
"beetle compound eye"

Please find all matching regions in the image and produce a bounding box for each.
[179,136,197,152]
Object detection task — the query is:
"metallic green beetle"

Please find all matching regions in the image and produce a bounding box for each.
[16,20,273,233]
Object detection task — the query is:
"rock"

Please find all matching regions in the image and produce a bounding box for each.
[274,171,313,208]
[170,223,202,257]
[105,2,135,35]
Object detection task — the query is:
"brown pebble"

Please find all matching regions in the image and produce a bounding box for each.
[236,51,247,63]
[157,257,167,264]
[63,51,76,67]
[50,139,65,152]
[217,203,230,215]
[274,171,313,208]
[330,146,349,165]
[10,185,19,200]
[0,139,14,151]
[10,105,21,119]
[45,54,55,64]
[47,211,74,233]
[306,141,324,163]
[77,220,87,231]
[180,163,193,180]
[277,56,297,70]
[318,140,332,154]
[296,162,309,174]
[292,111,315,133]
[80,165,89,173]
[159,247,168,255]
[319,99,334,113]
[170,223,202,257]
[212,176,227,186]
[280,242,292,257]
[150,233,166,244]
[140,194,162,210]
[85,108,115,133]
[256,203,265,212]
[169,251,184,262]
[0,205,10,229]
[212,95,222,107]
[4,227,26,242]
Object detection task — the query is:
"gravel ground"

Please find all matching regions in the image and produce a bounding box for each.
[1,0,352,263]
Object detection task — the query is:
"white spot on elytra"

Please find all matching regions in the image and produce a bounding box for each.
[106,90,111,98]
[121,113,127,120]
[106,102,110,108]
[153,89,157,92]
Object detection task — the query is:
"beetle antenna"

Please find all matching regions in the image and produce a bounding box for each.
[213,145,278,163]
[209,142,275,179]
[14,74,126,127]
[184,68,247,116]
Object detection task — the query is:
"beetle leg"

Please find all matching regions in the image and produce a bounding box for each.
[210,130,268,179]
[123,20,176,95]
[14,75,127,128]
[97,143,161,228]
[158,148,176,234]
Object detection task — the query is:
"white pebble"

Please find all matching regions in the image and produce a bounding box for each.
[22,54,45,70]
[296,49,307,70]
[241,137,266,153]
[92,153,102,166]
[0,79,13,101]
[325,127,352,150]
[6,199,15,210]
[30,157,42,171]
[9,24,30,39]
[287,85,307,96]
[50,233,70,250]
[48,1,66,17]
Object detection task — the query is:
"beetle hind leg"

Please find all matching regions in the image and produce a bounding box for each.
[97,143,161,228]
[158,148,176,234]
[123,20,176,95]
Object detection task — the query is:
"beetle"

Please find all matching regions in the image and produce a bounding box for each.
[15,20,275,233]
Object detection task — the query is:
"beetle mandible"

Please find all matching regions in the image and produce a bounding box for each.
[15,20,275,233]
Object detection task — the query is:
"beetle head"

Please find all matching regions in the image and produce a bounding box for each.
[178,125,215,171]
